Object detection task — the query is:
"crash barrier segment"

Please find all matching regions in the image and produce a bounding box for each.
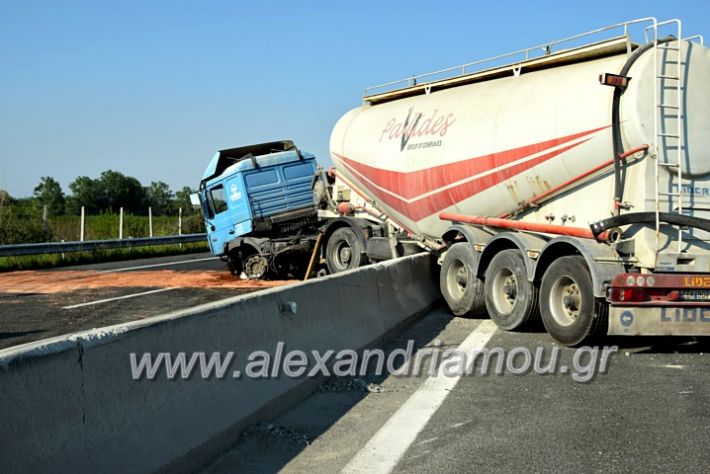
[0,253,439,473]
[0,233,207,257]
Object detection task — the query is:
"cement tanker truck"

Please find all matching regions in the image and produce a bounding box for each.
[330,18,710,345]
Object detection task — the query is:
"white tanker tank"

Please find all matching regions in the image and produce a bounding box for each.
[330,20,710,268]
[330,19,710,345]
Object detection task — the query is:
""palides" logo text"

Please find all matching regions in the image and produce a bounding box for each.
[379,108,455,151]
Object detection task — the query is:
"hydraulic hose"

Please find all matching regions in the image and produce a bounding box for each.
[611,35,675,211]
[590,212,710,238]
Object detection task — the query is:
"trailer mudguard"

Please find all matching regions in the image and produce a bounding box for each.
[441,224,494,246]
[476,232,549,281]
[534,236,625,298]
[323,217,377,243]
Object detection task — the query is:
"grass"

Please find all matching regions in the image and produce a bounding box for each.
[0,203,210,271]
[1,201,205,245]
[0,241,211,272]
[48,213,204,241]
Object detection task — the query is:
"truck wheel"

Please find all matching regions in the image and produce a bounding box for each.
[243,254,268,280]
[540,256,608,346]
[440,243,486,317]
[326,227,367,274]
[484,249,539,330]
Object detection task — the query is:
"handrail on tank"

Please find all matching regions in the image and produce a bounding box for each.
[685,34,704,45]
[645,19,682,40]
[363,17,666,98]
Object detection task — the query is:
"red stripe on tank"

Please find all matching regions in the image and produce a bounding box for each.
[333,126,607,221]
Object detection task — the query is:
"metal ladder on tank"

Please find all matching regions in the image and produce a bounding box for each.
[652,19,685,255]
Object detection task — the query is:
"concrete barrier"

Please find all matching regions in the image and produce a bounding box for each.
[0,253,439,473]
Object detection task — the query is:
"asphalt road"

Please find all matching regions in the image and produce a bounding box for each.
[202,307,710,473]
[0,253,278,350]
[48,252,226,273]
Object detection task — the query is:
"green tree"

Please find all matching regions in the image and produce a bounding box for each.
[0,189,12,238]
[146,181,174,216]
[0,189,10,207]
[68,171,147,214]
[175,186,198,215]
[0,195,49,244]
[68,176,101,214]
[98,170,146,213]
[33,176,65,215]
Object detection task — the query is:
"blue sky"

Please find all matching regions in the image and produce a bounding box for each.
[0,1,708,198]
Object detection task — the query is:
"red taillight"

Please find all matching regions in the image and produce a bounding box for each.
[609,287,677,303]
[610,287,646,302]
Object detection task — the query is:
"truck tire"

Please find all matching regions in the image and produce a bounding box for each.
[226,254,243,276]
[540,256,608,346]
[326,227,367,274]
[440,243,486,317]
[484,249,539,330]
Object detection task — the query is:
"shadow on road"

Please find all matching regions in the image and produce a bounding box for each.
[0,330,46,341]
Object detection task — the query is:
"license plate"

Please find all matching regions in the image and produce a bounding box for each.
[680,290,710,301]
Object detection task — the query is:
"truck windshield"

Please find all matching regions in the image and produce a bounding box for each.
[208,185,228,217]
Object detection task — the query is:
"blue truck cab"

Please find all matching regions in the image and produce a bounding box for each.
[198,140,319,275]
[195,140,400,280]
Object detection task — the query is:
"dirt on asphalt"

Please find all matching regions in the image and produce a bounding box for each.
[0,270,292,294]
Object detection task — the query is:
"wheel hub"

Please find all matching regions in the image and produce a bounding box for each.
[548,275,582,327]
[502,276,517,301]
[244,254,268,279]
[562,284,580,319]
[446,260,469,299]
[456,266,468,290]
[339,246,352,264]
[491,268,517,314]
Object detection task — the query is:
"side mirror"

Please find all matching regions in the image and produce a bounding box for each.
[189,193,201,208]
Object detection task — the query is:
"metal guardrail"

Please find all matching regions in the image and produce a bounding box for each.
[0,233,207,257]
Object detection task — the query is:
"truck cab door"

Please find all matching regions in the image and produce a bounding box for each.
[224,175,252,237]
[204,177,253,256]
[204,182,234,256]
